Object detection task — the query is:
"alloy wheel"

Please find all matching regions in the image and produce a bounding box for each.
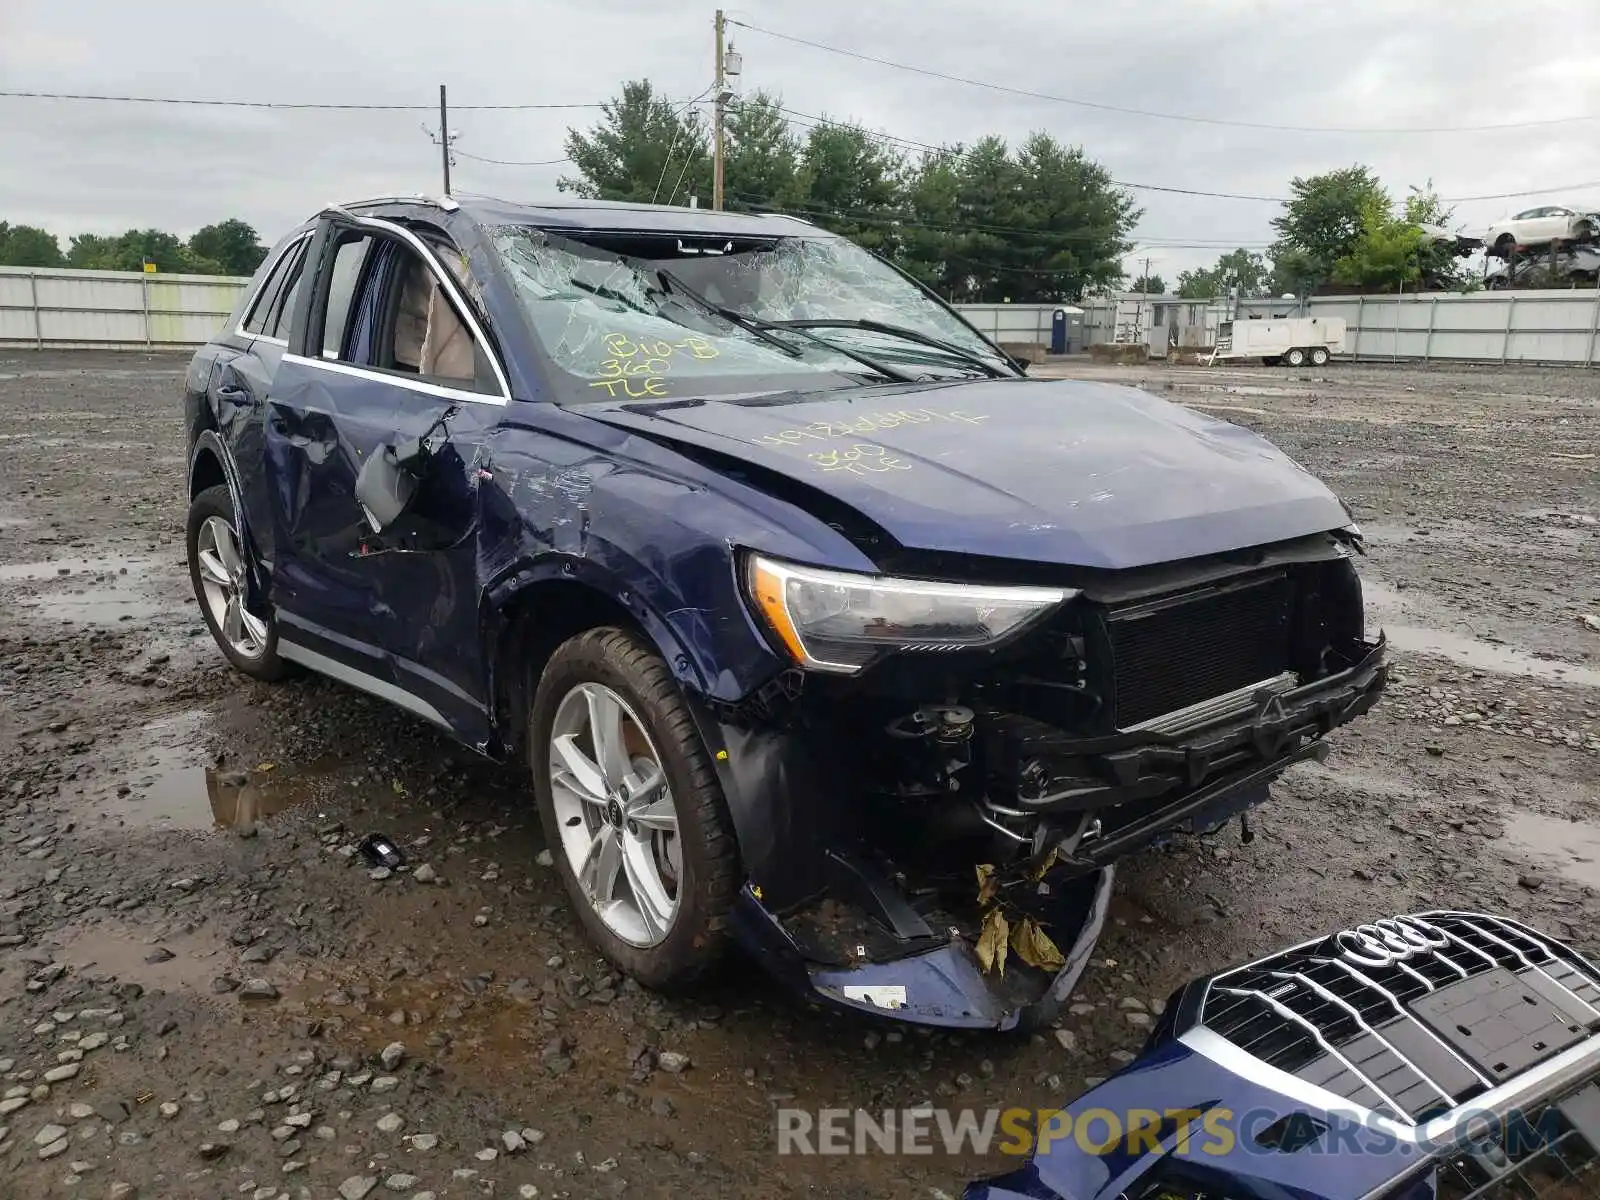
[548,682,681,947]
[195,515,268,660]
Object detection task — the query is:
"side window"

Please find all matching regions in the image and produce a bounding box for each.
[260,242,310,342]
[322,235,374,359]
[330,235,496,395]
[241,237,306,336]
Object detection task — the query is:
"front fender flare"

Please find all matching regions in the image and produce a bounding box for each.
[189,430,269,612]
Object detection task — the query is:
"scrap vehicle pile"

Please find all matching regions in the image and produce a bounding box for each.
[184,195,1387,1032]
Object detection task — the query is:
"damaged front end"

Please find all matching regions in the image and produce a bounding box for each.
[700,534,1387,1029]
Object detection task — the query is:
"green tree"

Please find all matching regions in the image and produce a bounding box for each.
[188,219,267,275]
[560,79,711,204]
[1007,133,1136,302]
[66,229,190,272]
[723,92,803,214]
[556,87,1138,303]
[899,150,964,296]
[1129,273,1165,294]
[66,233,115,269]
[1403,182,1468,291]
[0,222,65,267]
[943,136,1021,300]
[1332,194,1426,292]
[1177,248,1268,299]
[794,120,907,256]
[934,133,1135,303]
[1270,165,1389,290]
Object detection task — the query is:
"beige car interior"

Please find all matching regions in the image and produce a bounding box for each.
[393,257,476,384]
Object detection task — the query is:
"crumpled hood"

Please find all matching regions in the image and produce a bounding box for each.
[584,379,1347,570]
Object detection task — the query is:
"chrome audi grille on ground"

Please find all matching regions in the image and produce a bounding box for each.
[1197,912,1600,1122]
[1105,570,1293,727]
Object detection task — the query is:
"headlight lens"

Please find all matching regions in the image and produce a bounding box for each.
[745,554,1074,674]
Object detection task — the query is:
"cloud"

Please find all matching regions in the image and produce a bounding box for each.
[2,0,1596,278]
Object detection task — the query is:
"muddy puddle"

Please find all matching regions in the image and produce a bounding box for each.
[0,554,156,581]
[1362,578,1600,688]
[49,923,231,992]
[70,709,325,832]
[1499,812,1600,890]
[0,554,189,627]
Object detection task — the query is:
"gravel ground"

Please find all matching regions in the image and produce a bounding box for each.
[1,350,1597,1200]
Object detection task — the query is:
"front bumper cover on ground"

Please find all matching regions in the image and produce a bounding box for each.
[730,867,1116,1030]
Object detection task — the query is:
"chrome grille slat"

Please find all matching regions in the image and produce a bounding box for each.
[1270,970,1454,1103]
[1217,985,1414,1122]
[1446,915,1600,1019]
[1198,910,1600,1124]
[1314,956,1493,1088]
[1394,958,1442,990]
[1471,915,1600,1019]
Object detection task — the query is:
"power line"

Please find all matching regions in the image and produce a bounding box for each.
[776,106,1286,201]
[454,149,573,166]
[728,20,1597,135]
[771,105,1600,205]
[1441,181,1600,203]
[724,188,1271,245]
[0,89,605,111]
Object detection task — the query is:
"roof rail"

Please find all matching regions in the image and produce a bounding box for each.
[334,193,461,213]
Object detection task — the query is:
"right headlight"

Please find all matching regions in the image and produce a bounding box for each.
[743,553,1074,674]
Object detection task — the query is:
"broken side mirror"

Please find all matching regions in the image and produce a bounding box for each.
[355,435,432,533]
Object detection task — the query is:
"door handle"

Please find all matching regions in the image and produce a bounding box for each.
[217,385,248,402]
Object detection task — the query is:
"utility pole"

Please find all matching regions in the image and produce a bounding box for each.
[438,84,452,197]
[1140,255,1151,345]
[712,9,726,210]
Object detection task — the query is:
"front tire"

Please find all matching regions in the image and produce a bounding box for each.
[1285,347,1307,367]
[187,484,286,680]
[528,627,740,988]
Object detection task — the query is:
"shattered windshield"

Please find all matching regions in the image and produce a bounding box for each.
[486,226,1008,403]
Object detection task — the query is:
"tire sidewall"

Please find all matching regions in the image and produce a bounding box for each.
[528,630,730,988]
[186,484,284,680]
[1286,348,1306,367]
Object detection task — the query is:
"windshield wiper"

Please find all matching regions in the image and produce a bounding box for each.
[654,268,916,384]
[770,319,1016,379]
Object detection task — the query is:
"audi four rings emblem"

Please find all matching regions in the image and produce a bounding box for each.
[1334,916,1451,967]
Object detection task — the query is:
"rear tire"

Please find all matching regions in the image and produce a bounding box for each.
[1285,347,1307,367]
[1493,234,1517,261]
[187,484,287,681]
[528,627,740,989]
[1310,346,1330,367]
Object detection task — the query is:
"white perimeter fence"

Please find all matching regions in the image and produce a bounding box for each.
[0,265,249,350]
[4,265,1598,366]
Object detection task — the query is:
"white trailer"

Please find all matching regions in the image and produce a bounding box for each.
[1210,316,1346,366]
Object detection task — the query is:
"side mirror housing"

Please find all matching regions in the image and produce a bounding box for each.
[355,438,430,532]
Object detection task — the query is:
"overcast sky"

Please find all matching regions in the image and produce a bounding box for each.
[3,0,1597,279]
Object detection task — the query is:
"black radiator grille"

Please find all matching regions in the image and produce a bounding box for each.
[1106,571,1292,727]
